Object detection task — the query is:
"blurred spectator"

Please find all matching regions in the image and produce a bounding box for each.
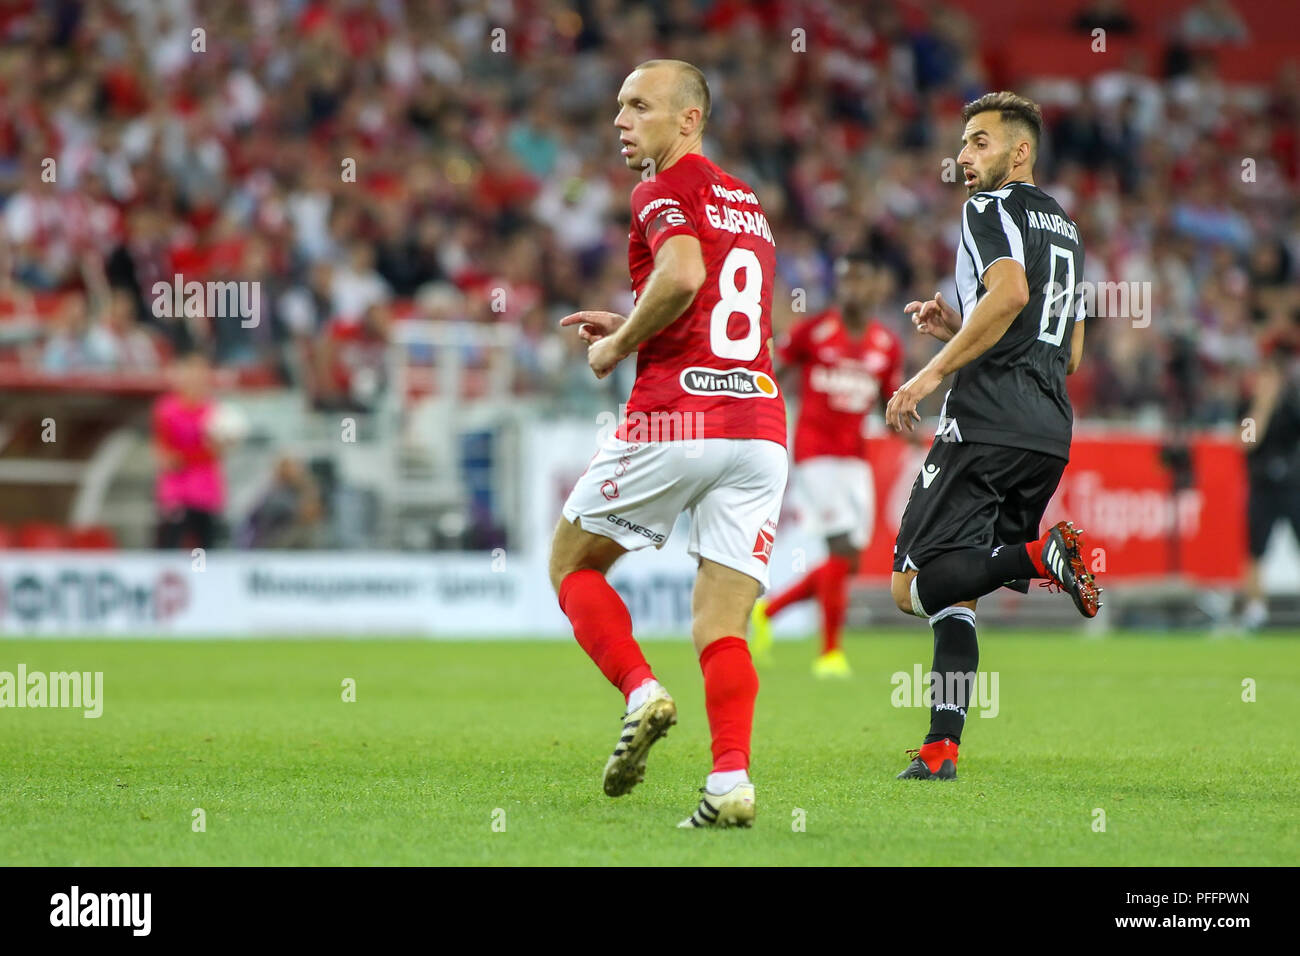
[85,288,161,370]
[1179,0,1251,45]
[1238,345,1300,628]
[152,351,225,551]
[41,292,104,372]
[1072,0,1136,35]
[236,456,324,549]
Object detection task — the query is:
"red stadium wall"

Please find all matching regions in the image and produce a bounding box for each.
[944,0,1299,85]
[859,432,1248,585]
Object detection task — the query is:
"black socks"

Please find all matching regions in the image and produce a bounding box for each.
[924,606,979,745]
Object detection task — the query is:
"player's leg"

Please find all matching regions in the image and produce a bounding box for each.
[903,450,1101,618]
[549,516,652,698]
[753,459,827,663]
[890,441,1003,780]
[898,450,1091,780]
[811,457,871,675]
[552,438,691,797]
[757,457,865,675]
[891,564,977,781]
[678,558,761,828]
[1241,477,1279,630]
[810,532,857,673]
[679,439,786,828]
[156,508,184,549]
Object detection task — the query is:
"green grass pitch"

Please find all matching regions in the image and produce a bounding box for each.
[2,632,1297,866]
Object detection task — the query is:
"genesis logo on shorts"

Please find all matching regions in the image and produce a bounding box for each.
[606,514,666,545]
[680,367,779,399]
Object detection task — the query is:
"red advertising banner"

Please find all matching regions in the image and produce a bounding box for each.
[856,431,1248,585]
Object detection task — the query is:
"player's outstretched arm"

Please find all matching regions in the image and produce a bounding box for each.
[585,234,706,379]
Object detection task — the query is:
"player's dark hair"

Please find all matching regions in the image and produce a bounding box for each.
[635,59,711,126]
[961,91,1043,157]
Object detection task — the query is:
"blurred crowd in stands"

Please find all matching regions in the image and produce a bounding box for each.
[0,0,1296,426]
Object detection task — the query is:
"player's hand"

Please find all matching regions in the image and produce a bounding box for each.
[559,310,626,344]
[586,334,629,379]
[904,292,960,340]
[885,366,944,432]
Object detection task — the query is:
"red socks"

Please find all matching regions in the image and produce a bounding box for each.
[558,570,654,699]
[1027,528,1052,578]
[700,636,758,772]
[765,562,821,616]
[765,556,851,654]
[558,573,759,774]
[815,554,850,654]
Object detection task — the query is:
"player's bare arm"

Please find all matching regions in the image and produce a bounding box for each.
[886,259,1028,431]
[585,234,706,379]
[1067,316,1085,374]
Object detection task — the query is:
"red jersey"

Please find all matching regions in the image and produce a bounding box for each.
[777,309,903,462]
[618,153,786,445]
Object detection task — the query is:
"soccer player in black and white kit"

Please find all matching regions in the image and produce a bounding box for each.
[883,91,1102,780]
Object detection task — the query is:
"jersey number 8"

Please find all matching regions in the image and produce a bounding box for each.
[710,247,763,361]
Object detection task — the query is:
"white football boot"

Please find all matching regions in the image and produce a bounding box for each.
[602,686,677,797]
[677,782,756,828]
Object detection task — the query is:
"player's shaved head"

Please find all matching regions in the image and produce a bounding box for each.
[616,59,710,171]
[632,59,711,127]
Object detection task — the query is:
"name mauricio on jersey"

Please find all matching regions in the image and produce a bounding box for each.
[680,366,780,399]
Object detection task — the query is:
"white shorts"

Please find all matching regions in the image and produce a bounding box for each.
[562,437,789,591]
[795,456,875,548]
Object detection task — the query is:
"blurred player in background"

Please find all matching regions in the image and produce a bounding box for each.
[152,351,225,551]
[884,92,1101,780]
[1239,340,1300,630]
[751,251,903,677]
[549,60,786,828]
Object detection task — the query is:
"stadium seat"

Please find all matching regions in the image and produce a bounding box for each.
[68,525,118,550]
[16,521,69,549]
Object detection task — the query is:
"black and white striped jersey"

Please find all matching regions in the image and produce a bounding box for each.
[938,180,1085,460]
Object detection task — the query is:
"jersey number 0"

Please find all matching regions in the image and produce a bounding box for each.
[1037,243,1075,347]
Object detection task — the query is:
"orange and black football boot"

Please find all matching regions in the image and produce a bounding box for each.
[897,737,959,780]
[1036,521,1102,618]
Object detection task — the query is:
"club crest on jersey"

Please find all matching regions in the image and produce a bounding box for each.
[679,366,779,399]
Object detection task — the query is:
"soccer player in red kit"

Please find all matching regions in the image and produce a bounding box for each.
[550,60,787,828]
[751,253,903,677]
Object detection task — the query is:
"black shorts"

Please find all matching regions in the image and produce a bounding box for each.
[1248,476,1300,558]
[892,439,1067,588]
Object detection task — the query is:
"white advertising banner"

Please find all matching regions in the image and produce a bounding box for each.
[0,553,541,638]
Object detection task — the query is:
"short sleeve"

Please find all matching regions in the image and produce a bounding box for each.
[962,195,1026,282]
[630,180,698,256]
